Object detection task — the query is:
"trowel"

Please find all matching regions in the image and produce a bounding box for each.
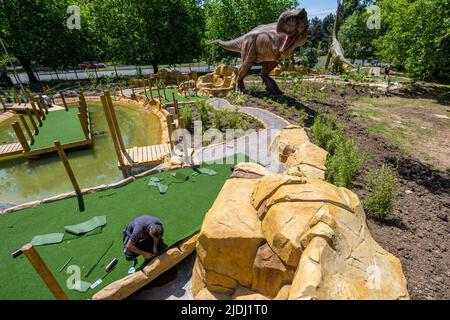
[128,259,138,274]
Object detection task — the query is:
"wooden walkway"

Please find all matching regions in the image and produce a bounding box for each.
[120,143,172,168]
[0,142,24,157]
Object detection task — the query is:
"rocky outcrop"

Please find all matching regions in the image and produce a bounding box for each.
[192,128,409,300]
[196,65,237,97]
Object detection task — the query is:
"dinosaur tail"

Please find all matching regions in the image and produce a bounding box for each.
[209,39,241,53]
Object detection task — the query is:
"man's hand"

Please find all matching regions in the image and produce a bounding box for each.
[142,252,154,260]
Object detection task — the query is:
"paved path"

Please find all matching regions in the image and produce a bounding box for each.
[193,98,289,173]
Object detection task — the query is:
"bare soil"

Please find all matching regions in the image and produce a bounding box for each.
[238,80,450,300]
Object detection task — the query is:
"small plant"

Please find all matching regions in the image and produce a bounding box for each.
[297,113,307,127]
[326,137,367,187]
[180,106,193,130]
[196,101,209,129]
[363,165,400,219]
[226,108,241,129]
[212,109,223,129]
[311,113,339,150]
[227,91,246,105]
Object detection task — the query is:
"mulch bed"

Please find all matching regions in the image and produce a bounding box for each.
[238,82,450,300]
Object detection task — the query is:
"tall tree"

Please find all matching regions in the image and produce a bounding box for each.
[374,0,450,80]
[338,11,379,63]
[0,0,89,82]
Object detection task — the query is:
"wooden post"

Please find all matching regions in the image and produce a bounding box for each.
[60,91,68,111]
[21,243,68,300]
[12,88,20,104]
[78,113,89,139]
[105,91,126,152]
[26,109,38,133]
[143,80,148,97]
[163,82,167,100]
[0,95,6,110]
[31,101,43,126]
[100,95,126,173]
[119,86,124,97]
[19,115,34,144]
[78,95,87,119]
[157,82,161,100]
[149,79,154,100]
[183,76,188,98]
[35,101,46,120]
[172,92,180,119]
[131,87,136,101]
[54,140,81,194]
[166,114,174,150]
[39,95,49,113]
[12,122,30,152]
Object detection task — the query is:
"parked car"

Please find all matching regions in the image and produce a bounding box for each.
[76,61,107,69]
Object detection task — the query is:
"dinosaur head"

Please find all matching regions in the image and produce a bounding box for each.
[276,8,308,52]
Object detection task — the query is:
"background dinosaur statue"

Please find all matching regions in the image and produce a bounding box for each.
[210,9,308,95]
[325,0,354,73]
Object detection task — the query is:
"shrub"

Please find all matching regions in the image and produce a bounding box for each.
[326,138,367,187]
[212,109,223,129]
[196,101,209,130]
[312,113,367,187]
[180,106,193,130]
[363,165,399,220]
[311,114,340,150]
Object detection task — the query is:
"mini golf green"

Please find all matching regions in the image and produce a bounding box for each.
[148,88,207,103]
[31,108,87,151]
[0,162,236,300]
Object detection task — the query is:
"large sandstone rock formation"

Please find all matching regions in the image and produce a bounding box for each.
[192,127,409,300]
[196,65,238,97]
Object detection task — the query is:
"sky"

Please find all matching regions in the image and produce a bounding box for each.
[299,0,337,20]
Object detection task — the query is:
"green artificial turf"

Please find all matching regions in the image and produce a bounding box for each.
[0,162,236,300]
[31,108,86,150]
[147,88,207,103]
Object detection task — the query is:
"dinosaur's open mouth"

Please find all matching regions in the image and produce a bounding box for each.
[282,32,298,51]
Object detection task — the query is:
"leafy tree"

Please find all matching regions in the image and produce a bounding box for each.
[338,11,379,63]
[0,0,90,82]
[374,0,450,80]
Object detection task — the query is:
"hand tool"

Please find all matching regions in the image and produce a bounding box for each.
[90,258,118,289]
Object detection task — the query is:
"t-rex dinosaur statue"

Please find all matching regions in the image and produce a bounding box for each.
[210,9,308,95]
[325,0,354,73]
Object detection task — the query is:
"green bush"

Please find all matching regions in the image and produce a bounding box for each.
[326,138,367,187]
[311,113,340,150]
[196,101,209,129]
[180,106,193,130]
[212,109,223,129]
[363,165,399,220]
[311,113,367,187]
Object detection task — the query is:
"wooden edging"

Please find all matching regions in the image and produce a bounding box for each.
[92,233,199,300]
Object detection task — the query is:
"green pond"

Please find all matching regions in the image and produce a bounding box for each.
[0,102,161,205]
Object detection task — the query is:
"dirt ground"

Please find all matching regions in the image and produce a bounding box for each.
[238,80,450,300]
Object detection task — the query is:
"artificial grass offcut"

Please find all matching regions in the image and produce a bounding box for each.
[148,88,207,103]
[30,108,87,150]
[0,162,234,300]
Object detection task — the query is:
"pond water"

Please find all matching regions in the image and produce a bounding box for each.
[0,101,161,205]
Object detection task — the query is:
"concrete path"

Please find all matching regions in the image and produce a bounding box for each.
[193,98,289,173]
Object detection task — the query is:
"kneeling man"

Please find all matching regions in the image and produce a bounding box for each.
[123,215,164,261]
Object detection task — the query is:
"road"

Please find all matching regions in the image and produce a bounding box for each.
[10,65,216,84]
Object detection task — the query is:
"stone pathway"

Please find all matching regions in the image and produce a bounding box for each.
[192,98,289,173]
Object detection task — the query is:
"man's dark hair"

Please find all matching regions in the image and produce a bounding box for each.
[148,223,163,239]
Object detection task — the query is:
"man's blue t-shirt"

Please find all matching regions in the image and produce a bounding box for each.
[124,215,162,244]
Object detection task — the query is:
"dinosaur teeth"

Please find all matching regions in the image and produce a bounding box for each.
[283,34,295,51]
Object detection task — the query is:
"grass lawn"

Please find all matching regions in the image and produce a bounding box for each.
[147,88,207,103]
[0,161,236,300]
[31,108,86,150]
